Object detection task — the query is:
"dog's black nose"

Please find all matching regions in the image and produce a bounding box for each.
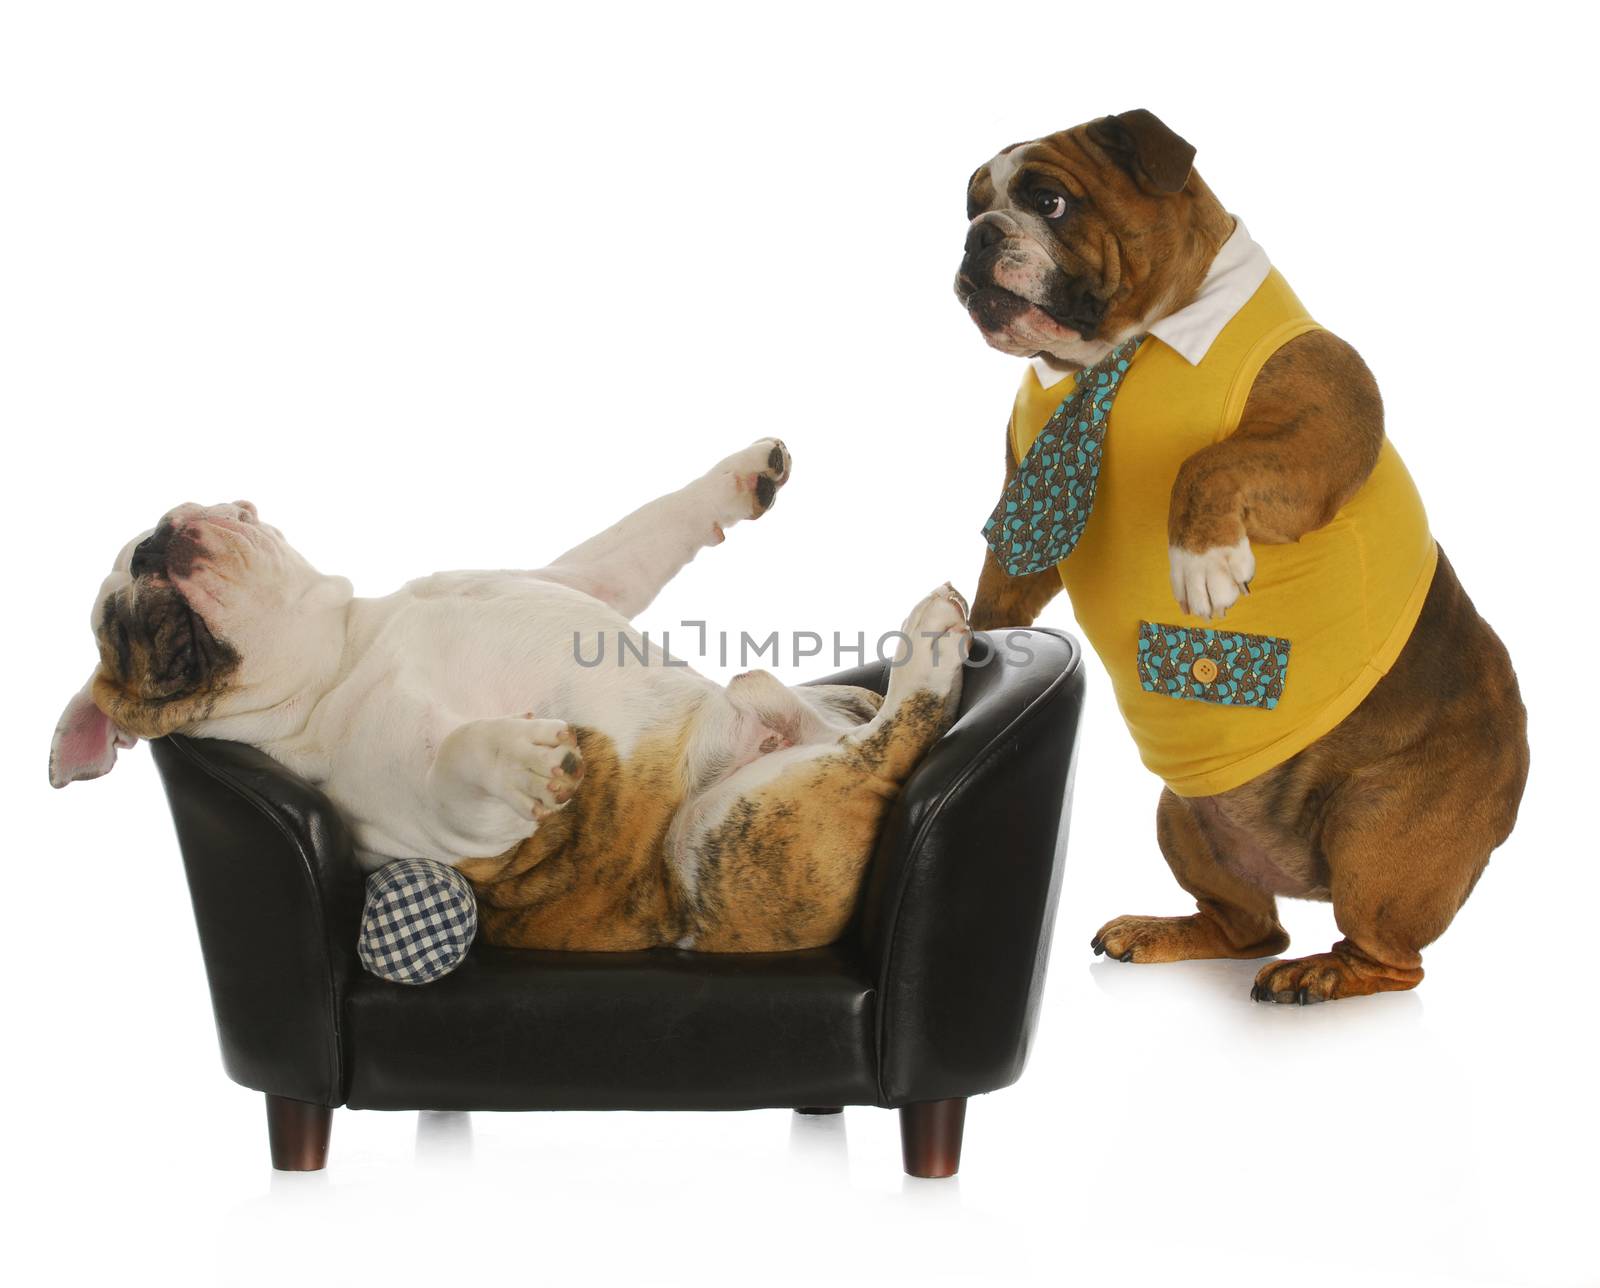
[131,525,174,579]
[965,219,1005,257]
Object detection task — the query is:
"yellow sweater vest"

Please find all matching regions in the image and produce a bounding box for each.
[1009,269,1438,796]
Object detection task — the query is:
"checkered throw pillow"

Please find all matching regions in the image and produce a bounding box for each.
[358,858,478,984]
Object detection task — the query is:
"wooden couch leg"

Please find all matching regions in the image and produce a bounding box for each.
[265,1094,333,1171]
[899,1098,966,1178]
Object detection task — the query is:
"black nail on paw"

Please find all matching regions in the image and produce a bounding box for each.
[1118,949,1134,963]
[1296,987,1310,1006]
[755,475,776,508]
[767,445,786,473]
[1091,938,1104,954]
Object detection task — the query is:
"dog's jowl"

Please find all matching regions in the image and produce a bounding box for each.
[958,109,1528,1003]
[50,444,970,953]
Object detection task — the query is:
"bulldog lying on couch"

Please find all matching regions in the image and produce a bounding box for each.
[956,110,1529,1003]
[50,442,971,952]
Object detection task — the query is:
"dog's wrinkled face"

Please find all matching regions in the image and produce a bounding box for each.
[954,109,1228,368]
[50,501,351,786]
[88,501,268,738]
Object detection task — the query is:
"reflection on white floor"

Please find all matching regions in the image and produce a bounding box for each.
[414,1110,474,1167]
[787,1108,850,1179]
[25,911,1587,1288]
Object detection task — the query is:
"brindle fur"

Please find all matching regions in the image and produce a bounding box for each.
[458,725,693,951]
[688,688,950,951]
[966,112,1529,1002]
[1167,328,1385,553]
[458,683,953,953]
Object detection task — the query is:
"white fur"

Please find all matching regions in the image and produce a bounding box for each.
[986,144,1024,192]
[1168,536,1255,621]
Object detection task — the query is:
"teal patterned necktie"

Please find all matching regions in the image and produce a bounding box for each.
[982,336,1145,576]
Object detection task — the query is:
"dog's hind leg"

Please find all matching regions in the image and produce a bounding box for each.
[676,585,968,951]
[1250,749,1521,1004]
[1249,554,1529,1004]
[536,439,791,618]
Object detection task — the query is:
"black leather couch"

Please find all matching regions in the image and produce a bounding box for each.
[151,629,1086,1178]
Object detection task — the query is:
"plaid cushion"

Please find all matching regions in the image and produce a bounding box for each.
[358,858,478,984]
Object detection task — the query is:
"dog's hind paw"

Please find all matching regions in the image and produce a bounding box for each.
[885,583,970,701]
[1250,943,1423,1004]
[1092,913,1288,964]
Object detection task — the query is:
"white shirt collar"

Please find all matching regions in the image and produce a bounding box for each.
[1027,219,1270,388]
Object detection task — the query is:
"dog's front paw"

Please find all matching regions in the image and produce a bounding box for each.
[709,439,792,531]
[1168,536,1254,620]
[430,716,586,852]
[476,716,583,819]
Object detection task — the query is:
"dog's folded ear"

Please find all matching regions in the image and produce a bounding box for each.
[1086,110,1196,195]
[50,675,137,788]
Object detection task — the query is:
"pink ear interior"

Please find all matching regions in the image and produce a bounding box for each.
[49,684,129,787]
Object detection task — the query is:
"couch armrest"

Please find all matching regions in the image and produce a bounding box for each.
[810,628,1087,1106]
[151,734,365,1106]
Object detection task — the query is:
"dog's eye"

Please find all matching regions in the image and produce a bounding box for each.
[1034,192,1069,220]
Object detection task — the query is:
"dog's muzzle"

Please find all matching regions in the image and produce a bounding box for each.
[131,520,208,581]
[130,525,175,579]
[955,217,1108,341]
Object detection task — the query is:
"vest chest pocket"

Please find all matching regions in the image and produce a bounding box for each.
[1136,622,1291,711]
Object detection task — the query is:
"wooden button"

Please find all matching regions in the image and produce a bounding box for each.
[1191,657,1219,684]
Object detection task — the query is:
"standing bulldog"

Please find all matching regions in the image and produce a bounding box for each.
[956,110,1528,1003]
[50,442,971,952]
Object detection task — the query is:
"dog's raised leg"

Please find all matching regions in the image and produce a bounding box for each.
[1091,789,1290,963]
[1165,330,1384,619]
[538,439,791,618]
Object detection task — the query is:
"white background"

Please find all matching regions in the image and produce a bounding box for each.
[3,2,1595,1285]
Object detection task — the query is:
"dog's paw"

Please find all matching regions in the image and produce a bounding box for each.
[709,439,791,531]
[1092,913,1289,964]
[884,583,971,702]
[1168,536,1254,620]
[490,716,584,819]
[901,580,970,637]
[431,715,586,848]
[1250,946,1422,1005]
